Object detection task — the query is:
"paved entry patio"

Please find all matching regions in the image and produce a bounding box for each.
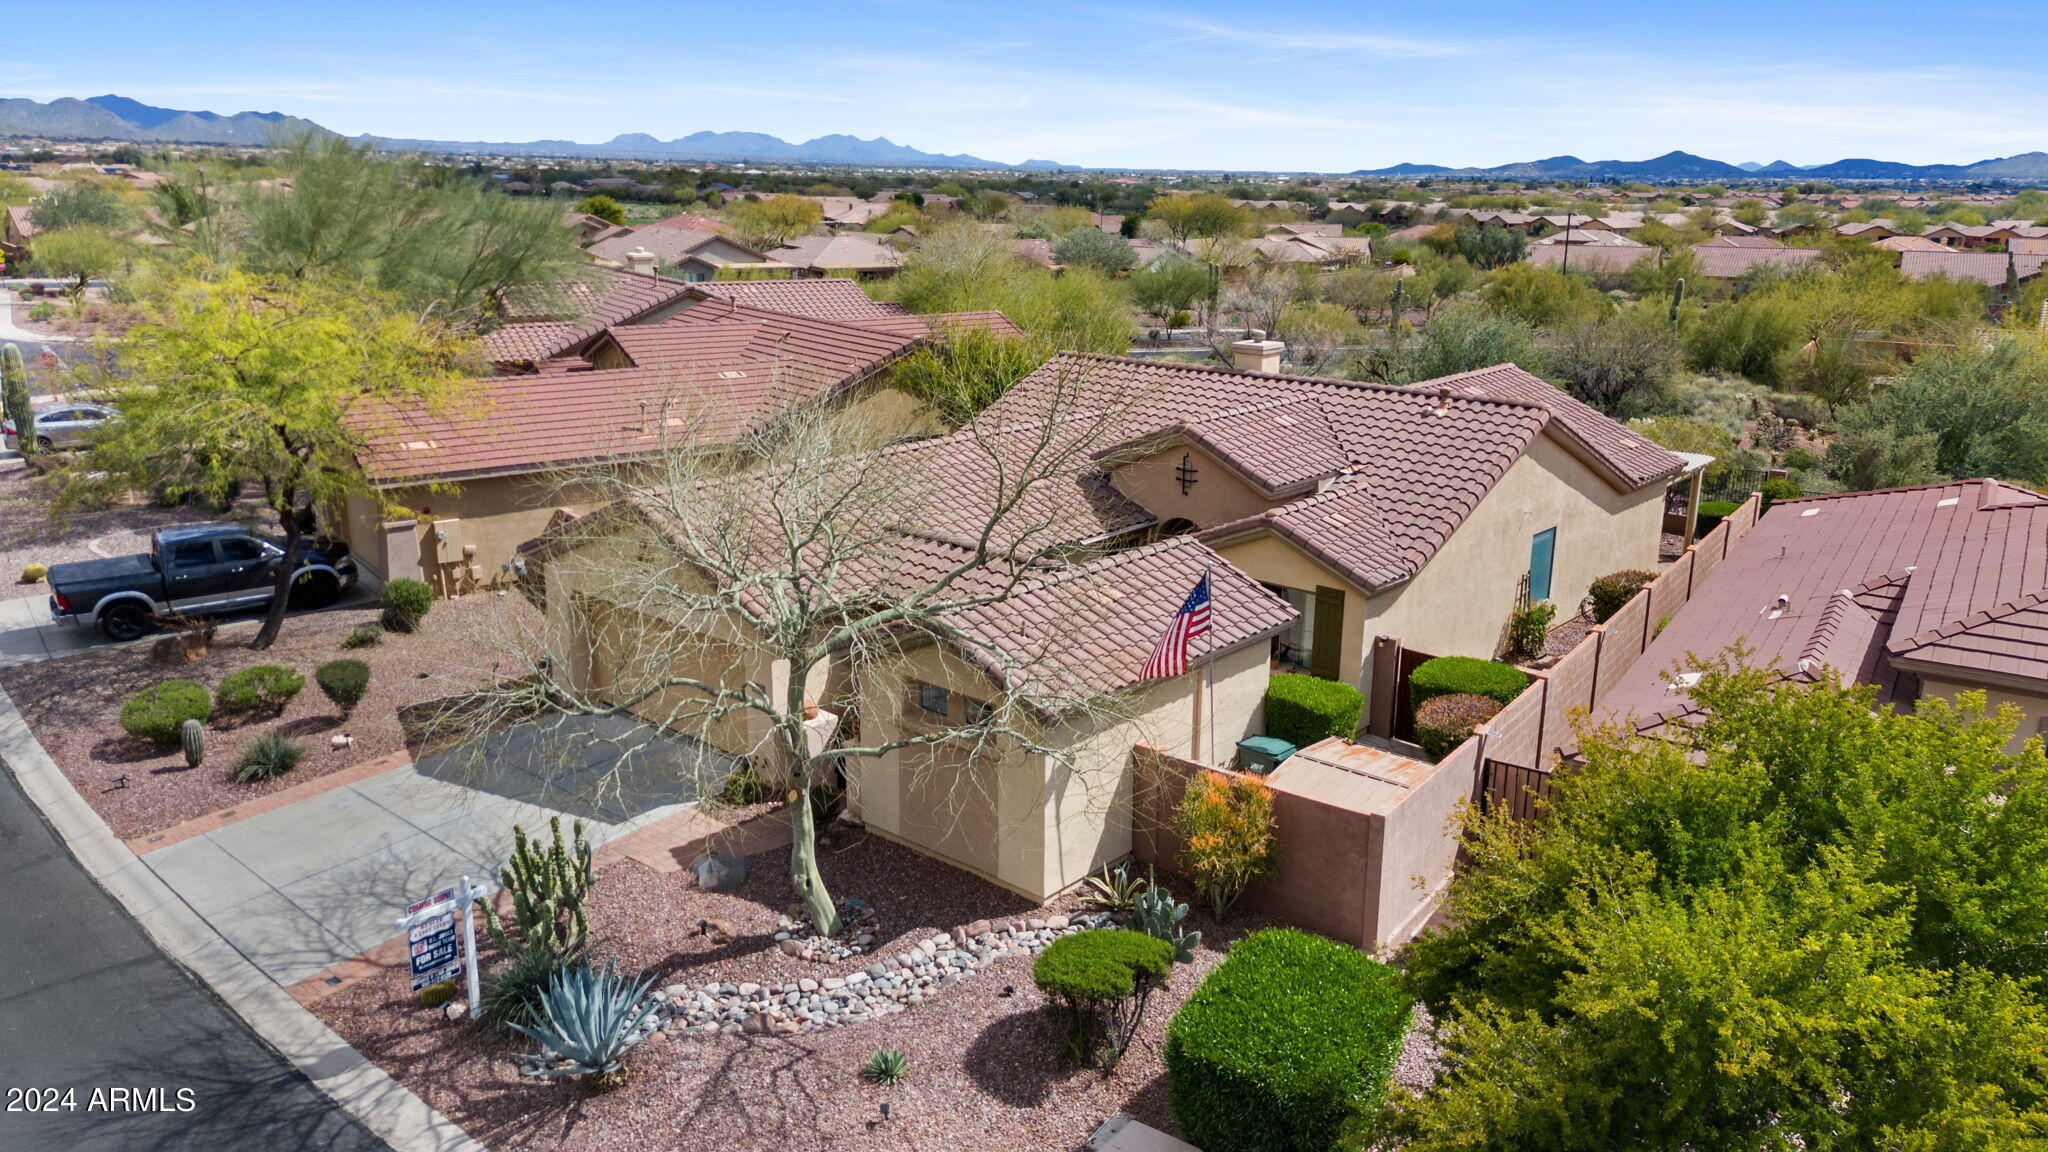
[142,715,733,985]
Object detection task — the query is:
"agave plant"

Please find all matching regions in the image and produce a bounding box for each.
[863,1048,909,1086]
[510,959,658,1089]
[1079,862,1149,920]
[1133,886,1201,964]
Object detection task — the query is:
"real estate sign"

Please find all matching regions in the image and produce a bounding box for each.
[403,887,463,992]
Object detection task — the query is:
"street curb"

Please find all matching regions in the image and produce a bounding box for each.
[0,683,490,1152]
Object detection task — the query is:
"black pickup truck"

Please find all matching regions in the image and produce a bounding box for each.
[48,524,357,640]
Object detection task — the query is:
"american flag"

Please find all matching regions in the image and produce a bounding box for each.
[1140,572,1213,680]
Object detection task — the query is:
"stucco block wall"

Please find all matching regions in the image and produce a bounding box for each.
[1919,675,2048,754]
[1112,443,1278,530]
[1214,535,1366,689]
[346,475,605,598]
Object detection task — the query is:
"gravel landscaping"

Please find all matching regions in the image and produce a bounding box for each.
[0,455,271,584]
[0,592,539,840]
[311,832,1358,1152]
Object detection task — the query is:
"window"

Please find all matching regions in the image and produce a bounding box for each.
[1265,584,1317,670]
[1528,527,1557,603]
[40,408,77,423]
[219,538,264,563]
[169,541,217,567]
[915,680,950,719]
[1264,583,1347,680]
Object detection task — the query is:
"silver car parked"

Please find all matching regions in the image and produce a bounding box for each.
[3,402,117,451]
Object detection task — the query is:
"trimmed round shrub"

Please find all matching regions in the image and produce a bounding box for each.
[120,679,212,748]
[1413,692,1503,761]
[1409,655,1528,710]
[1165,927,1412,1152]
[215,664,305,716]
[1263,673,1365,749]
[342,621,384,649]
[315,659,371,717]
[1034,929,1174,1068]
[1695,499,1740,536]
[1760,476,1803,511]
[380,578,434,633]
[1587,569,1656,623]
[20,563,46,584]
[232,733,306,783]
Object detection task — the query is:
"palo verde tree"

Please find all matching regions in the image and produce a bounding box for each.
[445,362,1142,936]
[58,271,474,648]
[1397,654,2048,1150]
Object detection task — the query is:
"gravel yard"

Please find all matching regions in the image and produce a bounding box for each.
[0,592,539,841]
[0,455,271,583]
[311,833,1342,1152]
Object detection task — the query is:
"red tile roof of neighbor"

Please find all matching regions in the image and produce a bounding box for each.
[682,278,909,322]
[1689,245,1824,278]
[5,204,36,239]
[1899,250,2048,286]
[1873,234,1952,254]
[2010,238,2048,257]
[1591,479,2048,740]
[768,233,904,271]
[592,301,921,377]
[483,268,699,366]
[1698,235,1786,249]
[980,353,1680,593]
[1527,244,1656,274]
[585,226,767,267]
[643,211,735,235]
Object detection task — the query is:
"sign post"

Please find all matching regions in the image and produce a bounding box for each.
[396,876,488,1019]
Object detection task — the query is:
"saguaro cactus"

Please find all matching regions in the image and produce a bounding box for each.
[482,816,592,954]
[1669,277,1688,326]
[1,343,30,457]
[179,718,206,768]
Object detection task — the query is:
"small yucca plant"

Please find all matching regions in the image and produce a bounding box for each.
[863,1048,908,1086]
[510,959,657,1090]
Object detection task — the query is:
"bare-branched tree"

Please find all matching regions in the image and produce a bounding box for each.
[436,359,1156,936]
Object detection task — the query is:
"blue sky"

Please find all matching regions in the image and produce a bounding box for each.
[9,1,2048,170]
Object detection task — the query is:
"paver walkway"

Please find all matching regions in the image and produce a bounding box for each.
[141,715,731,985]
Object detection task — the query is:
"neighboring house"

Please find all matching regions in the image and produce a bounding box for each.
[2011,237,2048,257]
[1689,244,1824,283]
[1835,220,1898,240]
[1531,228,1645,248]
[768,232,905,277]
[1698,234,1786,249]
[482,267,703,371]
[1591,480,2048,755]
[1898,250,2048,290]
[2,204,36,263]
[346,299,960,596]
[584,228,783,281]
[1527,243,1657,275]
[1872,234,1952,255]
[524,342,1679,897]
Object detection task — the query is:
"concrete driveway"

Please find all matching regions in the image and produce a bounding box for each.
[142,715,732,986]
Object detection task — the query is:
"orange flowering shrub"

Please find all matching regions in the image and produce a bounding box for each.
[1176,772,1279,919]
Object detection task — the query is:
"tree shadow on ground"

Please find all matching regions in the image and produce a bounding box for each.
[962,1005,1071,1107]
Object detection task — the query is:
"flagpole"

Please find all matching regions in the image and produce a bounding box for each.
[1203,566,1217,765]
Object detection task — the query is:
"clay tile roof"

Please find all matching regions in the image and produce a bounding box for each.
[586,226,765,266]
[1593,479,2048,738]
[5,204,36,239]
[768,233,904,272]
[1527,244,1656,274]
[1426,363,1682,490]
[1873,234,1951,254]
[1690,245,1824,279]
[642,211,735,235]
[1155,398,1347,498]
[843,310,1027,340]
[597,301,919,379]
[483,268,699,367]
[683,278,910,322]
[1899,250,2048,286]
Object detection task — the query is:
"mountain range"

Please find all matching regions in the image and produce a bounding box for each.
[0,94,1067,170]
[1354,149,2048,182]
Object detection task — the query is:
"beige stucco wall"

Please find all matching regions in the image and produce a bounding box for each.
[1111,442,1278,530]
[851,637,1271,901]
[345,474,610,598]
[1918,675,2048,754]
[1214,534,1367,687]
[1353,432,1663,700]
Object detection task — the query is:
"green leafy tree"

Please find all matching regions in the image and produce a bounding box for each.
[877,223,1130,354]
[727,194,823,249]
[886,329,1053,423]
[1483,262,1609,327]
[1362,302,1542,385]
[1128,258,1213,321]
[28,226,132,299]
[29,182,133,232]
[1825,337,2048,489]
[1452,222,1526,270]
[1398,659,2048,1151]
[573,194,627,226]
[60,272,473,648]
[1546,307,1682,414]
[1147,193,1249,241]
[1051,225,1136,273]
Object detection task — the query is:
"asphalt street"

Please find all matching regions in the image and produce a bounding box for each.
[0,764,388,1151]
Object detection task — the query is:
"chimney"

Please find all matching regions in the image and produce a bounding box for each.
[1229,330,1285,374]
[622,247,658,276]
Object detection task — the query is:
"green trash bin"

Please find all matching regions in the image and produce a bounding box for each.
[1236,736,1296,774]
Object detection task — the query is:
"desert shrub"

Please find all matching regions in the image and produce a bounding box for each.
[1695,499,1741,535]
[1506,601,1555,661]
[314,659,371,716]
[28,302,55,322]
[380,577,434,632]
[1177,773,1279,919]
[342,621,384,648]
[1409,656,1529,710]
[1760,476,1804,511]
[1034,929,1174,1069]
[1413,693,1503,761]
[480,937,572,1034]
[1080,862,1150,920]
[1165,928,1412,1152]
[1587,569,1656,622]
[716,762,771,805]
[233,733,306,782]
[19,563,46,583]
[863,1049,909,1085]
[1263,673,1365,748]
[510,959,658,1089]
[119,679,212,747]
[215,664,305,716]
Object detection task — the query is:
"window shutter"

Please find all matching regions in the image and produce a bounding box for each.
[1310,586,1345,681]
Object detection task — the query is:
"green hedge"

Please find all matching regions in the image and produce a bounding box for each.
[1034,928,1174,1003]
[1264,673,1364,748]
[1695,499,1740,536]
[120,679,212,748]
[1587,569,1656,623]
[1409,656,1528,710]
[215,664,304,716]
[380,577,434,632]
[1165,928,1412,1152]
[1759,477,1802,512]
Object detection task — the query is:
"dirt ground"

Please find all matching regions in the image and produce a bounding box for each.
[0,592,539,840]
